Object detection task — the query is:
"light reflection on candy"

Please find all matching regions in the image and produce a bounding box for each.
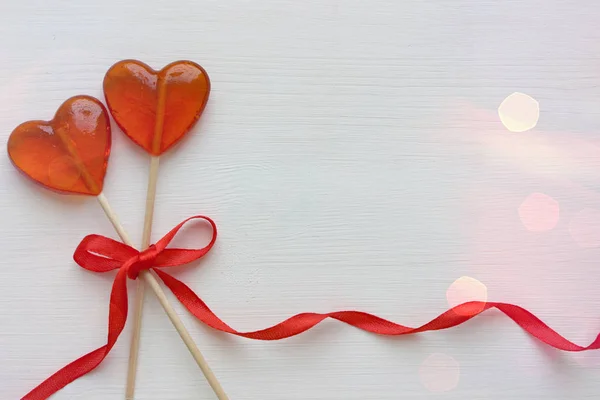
[518,192,559,232]
[419,353,460,393]
[498,92,539,133]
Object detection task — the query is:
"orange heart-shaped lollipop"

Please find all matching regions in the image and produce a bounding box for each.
[7,95,111,196]
[103,60,210,155]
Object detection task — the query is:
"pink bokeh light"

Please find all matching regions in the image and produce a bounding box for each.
[518,193,560,232]
[419,353,460,393]
[446,276,487,317]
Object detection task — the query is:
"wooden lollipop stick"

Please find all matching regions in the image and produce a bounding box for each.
[97,193,131,243]
[125,266,145,400]
[125,155,159,399]
[126,75,170,398]
[142,156,160,247]
[96,192,229,400]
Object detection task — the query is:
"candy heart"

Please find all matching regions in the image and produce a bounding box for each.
[103,60,210,155]
[7,96,111,196]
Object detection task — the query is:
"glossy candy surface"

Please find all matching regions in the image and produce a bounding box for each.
[7,96,111,196]
[103,60,210,155]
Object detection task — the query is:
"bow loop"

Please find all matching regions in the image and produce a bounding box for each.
[74,234,137,273]
[73,215,217,279]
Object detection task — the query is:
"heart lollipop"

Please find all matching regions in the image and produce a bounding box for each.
[8,95,110,195]
[103,59,210,155]
[103,60,223,399]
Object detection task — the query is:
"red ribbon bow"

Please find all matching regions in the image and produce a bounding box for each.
[23,216,217,400]
[23,215,600,400]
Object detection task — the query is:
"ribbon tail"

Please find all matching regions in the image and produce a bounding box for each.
[22,269,129,400]
[22,346,109,400]
[155,270,600,351]
[492,302,600,351]
[154,269,236,333]
[153,270,416,339]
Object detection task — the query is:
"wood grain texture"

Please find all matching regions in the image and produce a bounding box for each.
[1,0,600,398]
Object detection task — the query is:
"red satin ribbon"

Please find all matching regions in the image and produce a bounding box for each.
[23,216,600,400]
[23,216,217,400]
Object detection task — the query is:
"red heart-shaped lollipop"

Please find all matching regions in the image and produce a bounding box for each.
[103,60,210,155]
[7,95,111,196]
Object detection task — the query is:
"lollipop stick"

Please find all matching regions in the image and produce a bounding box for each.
[125,155,159,399]
[125,270,145,400]
[126,74,167,398]
[96,192,229,400]
[142,156,160,247]
[97,192,131,243]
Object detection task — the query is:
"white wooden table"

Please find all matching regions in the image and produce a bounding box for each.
[1,0,599,398]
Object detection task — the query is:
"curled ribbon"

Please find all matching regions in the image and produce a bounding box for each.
[24,216,600,400]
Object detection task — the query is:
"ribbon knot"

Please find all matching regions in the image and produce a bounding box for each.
[124,244,159,279]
